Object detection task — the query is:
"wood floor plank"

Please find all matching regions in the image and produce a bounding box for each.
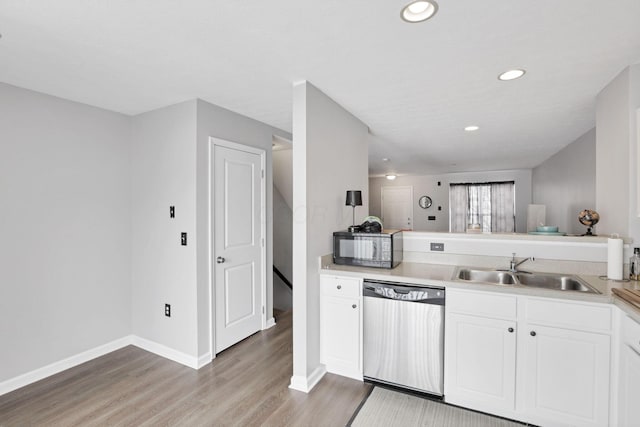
[0,311,372,426]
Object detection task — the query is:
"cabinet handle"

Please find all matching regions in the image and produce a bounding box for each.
[352,304,357,309]
[337,285,342,290]
[530,331,537,337]
[508,327,514,333]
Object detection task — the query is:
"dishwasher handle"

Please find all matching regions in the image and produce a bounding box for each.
[363,281,445,305]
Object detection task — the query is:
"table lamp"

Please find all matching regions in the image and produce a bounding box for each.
[346,190,362,232]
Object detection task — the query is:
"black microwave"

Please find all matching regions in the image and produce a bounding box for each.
[333,230,403,269]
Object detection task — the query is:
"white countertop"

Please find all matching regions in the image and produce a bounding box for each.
[403,231,620,243]
[320,257,640,322]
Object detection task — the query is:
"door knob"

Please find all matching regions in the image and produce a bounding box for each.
[508,327,514,333]
[217,257,225,264]
[530,331,537,337]
[352,304,357,309]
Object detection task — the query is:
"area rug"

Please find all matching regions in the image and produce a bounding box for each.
[348,387,523,427]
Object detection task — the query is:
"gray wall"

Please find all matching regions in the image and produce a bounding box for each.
[273,147,293,311]
[369,169,532,233]
[532,128,596,235]
[273,183,293,280]
[596,68,631,236]
[273,185,293,311]
[131,100,199,357]
[0,83,132,382]
[626,65,640,243]
[273,148,293,210]
[594,63,640,241]
[291,81,370,390]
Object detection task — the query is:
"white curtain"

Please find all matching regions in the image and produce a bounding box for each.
[449,182,515,232]
[491,182,515,232]
[468,185,491,231]
[449,185,468,232]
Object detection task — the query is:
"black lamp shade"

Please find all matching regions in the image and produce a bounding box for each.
[346,190,362,207]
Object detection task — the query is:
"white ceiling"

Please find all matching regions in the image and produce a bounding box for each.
[2,0,639,176]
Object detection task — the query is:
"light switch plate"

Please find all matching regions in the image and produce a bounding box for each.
[430,242,444,251]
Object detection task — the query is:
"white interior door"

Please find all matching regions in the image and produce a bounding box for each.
[213,139,265,354]
[381,186,413,230]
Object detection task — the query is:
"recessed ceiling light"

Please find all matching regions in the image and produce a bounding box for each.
[464,125,479,132]
[401,0,438,23]
[386,174,397,180]
[498,69,526,81]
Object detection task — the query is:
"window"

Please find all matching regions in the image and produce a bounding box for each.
[449,181,515,233]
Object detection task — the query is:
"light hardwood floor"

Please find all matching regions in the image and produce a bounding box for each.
[0,311,372,426]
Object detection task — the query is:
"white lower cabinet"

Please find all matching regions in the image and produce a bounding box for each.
[445,289,521,421]
[319,275,362,380]
[445,288,612,427]
[520,324,611,427]
[617,314,640,427]
[445,313,517,416]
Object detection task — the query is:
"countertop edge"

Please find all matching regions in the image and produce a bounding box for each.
[320,258,640,322]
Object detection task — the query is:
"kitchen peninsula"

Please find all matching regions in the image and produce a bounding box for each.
[319,231,640,427]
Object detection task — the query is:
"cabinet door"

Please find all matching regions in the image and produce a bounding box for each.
[521,324,610,427]
[320,294,361,379]
[618,344,640,427]
[445,313,517,416]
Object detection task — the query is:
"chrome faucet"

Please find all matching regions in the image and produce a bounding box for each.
[509,253,535,273]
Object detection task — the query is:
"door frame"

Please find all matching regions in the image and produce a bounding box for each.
[209,136,267,357]
[381,185,414,230]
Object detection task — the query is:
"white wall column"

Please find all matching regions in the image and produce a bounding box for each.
[290,81,369,392]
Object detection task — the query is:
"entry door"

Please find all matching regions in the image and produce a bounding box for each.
[381,186,413,230]
[213,139,265,353]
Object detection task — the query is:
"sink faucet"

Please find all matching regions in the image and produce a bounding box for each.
[510,253,535,273]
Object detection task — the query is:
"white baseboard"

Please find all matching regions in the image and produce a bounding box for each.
[0,335,134,396]
[289,375,309,392]
[288,365,327,393]
[306,365,327,391]
[131,336,200,369]
[265,317,276,329]
[197,352,212,369]
[2,336,227,396]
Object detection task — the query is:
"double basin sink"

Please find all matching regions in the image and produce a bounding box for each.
[454,267,600,294]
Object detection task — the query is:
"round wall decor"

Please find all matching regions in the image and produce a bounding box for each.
[419,195,433,209]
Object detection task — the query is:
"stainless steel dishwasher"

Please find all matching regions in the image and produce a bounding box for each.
[363,279,445,396]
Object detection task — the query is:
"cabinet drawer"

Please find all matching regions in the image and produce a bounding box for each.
[524,298,611,333]
[622,314,640,351]
[447,289,517,319]
[321,276,361,298]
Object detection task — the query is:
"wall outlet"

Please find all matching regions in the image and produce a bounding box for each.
[181,232,187,246]
[165,303,171,317]
[430,242,444,251]
[170,206,175,218]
